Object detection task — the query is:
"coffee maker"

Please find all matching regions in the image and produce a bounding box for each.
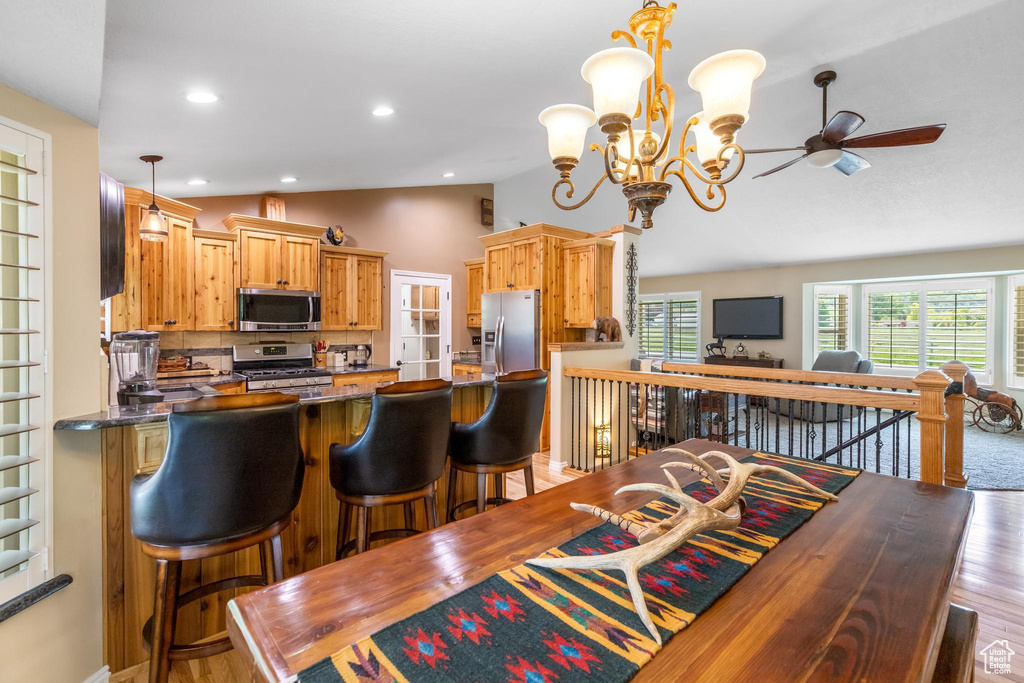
[109,330,160,405]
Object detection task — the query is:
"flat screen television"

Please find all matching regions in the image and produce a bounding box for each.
[712,296,783,339]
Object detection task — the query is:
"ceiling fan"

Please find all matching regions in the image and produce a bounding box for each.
[745,70,946,178]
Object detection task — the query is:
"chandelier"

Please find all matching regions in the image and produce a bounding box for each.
[539,2,765,229]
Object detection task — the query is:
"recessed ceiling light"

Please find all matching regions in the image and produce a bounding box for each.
[184,91,219,104]
[186,179,208,186]
[280,177,298,183]
[372,105,394,117]
[442,172,455,178]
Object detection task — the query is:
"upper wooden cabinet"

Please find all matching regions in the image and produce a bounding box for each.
[194,231,237,331]
[563,237,613,328]
[465,258,484,327]
[109,189,202,332]
[483,238,542,293]
[319,246,387,330]
[224,214,324,291]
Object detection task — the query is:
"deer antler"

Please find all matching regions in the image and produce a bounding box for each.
[528,451,841,644]
[528,484,742,645]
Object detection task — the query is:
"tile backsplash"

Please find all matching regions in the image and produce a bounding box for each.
[159,330,374,371]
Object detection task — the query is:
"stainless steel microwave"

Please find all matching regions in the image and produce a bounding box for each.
[237,288,321,331]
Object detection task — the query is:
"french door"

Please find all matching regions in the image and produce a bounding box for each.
[390,271,452,381]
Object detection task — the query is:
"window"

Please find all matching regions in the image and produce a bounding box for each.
[814,285,851,354]
[0,118,49,602]
[1010,275,1024,388]
[862,278,994,383]
[638,292,700,361]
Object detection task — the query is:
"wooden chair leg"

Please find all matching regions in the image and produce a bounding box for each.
[494,473,504,500]
[403,501,415,531]
[258,540,269,583]
[268,534,285,583]
[524,464,536,496]
[425,491,440,530]
[476,473,487,514]
[446,465,458,522]
[336,501,352,561]
[148,559,182,683]
[355,506,369,554]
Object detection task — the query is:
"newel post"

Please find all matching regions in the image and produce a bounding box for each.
[940,361,969,488]
[913,370,951,486]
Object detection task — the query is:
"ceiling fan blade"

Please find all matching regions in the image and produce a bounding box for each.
[821,110,865,144]
[743,146,811,155]
[833,150,871,176]
[842,124,946,149]
[752,154,808,179]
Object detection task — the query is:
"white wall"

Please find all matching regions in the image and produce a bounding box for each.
[494,0,1024,279]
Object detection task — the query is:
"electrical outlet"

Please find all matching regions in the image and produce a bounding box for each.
[471,335,481,345]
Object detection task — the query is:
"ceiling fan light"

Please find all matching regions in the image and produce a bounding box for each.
[692,111,736,164]
[581,47,655,119]
[688,50,766,134]
[806,148,844,168]
[140,204,169,241]
[538,104,597,161]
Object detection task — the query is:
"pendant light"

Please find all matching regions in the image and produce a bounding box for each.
[138,155,168,241]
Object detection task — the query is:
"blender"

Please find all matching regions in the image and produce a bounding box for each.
[109,330,160,405]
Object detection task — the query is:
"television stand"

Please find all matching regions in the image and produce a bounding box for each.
[704,356,784,369]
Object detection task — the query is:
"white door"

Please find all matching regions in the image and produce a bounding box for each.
[390,271,452,381]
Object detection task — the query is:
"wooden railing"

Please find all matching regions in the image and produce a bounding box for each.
[562,362,965,487]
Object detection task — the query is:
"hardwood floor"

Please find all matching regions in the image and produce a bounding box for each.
[111,458,1022,683]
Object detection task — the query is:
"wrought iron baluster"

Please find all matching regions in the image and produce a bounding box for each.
[584,378,590,473]
[837,404,844,466]
[570,376,577,470]
[788,399,795,457]
[875,407,882,474]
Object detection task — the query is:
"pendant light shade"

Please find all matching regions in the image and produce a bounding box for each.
[538,104,597,161]
[687,50,766,134]
[138,155,168,242]
[691,112,736,164]
[581,47,655,119]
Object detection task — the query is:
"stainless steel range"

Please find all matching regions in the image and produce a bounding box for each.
[232,343,332,392]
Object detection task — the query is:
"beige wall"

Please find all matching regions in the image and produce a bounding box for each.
[0,84,103,680]
[180,184,494,364]
[641,244,1024,394]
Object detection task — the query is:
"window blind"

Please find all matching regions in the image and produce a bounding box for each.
[815,288,850,353]
[925,287,988,372]
[0,123,46,597]
[866,290,920,369]
[1011,276,1024,386]
[638,293,699,361]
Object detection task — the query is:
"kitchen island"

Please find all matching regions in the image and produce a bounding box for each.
[56,374,496,674]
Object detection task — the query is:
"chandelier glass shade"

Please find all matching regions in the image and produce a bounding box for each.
[539,2,765,228]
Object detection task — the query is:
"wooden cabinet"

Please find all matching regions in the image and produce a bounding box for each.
[563,238,614,328]
[141,216,195,331]
[465,258,484,327]
[331,369,399,387]
[483,239,542,293]
[452,362,481,376]
[108,188,202,333]
[224,214,326,291]
[194,231,237,331]
[237,230,318,290]
[319,246,388,331]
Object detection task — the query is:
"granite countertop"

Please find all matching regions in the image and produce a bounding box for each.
[155,372,246,389]
[54,373,495,431]
[324,364,400,375]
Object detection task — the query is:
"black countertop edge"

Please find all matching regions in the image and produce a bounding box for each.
[54,374,495,431]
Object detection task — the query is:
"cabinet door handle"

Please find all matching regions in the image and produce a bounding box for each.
[564,318,569,323]
[228,320,234,327]
[283,280,289,285]
[277,279,282,285]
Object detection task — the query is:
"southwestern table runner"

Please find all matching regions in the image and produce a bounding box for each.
[299,453,860,682]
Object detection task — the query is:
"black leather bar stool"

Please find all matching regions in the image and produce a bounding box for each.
[447,369,548,522]
[331,378,453,559]
[130,393,303,683]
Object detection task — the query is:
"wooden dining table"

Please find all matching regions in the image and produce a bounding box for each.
[227,439,974,682]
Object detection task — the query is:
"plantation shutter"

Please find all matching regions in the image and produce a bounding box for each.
[0,123,46,593]
[638,293,700,361]
[814,287,850,353]
[866,290,920,369]
[665,295,699,361]
[1011,276,1024,386]
[638,298,664,359]
[925,286,989,372]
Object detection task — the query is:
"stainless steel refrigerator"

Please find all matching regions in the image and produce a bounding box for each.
[481,290,541,374]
